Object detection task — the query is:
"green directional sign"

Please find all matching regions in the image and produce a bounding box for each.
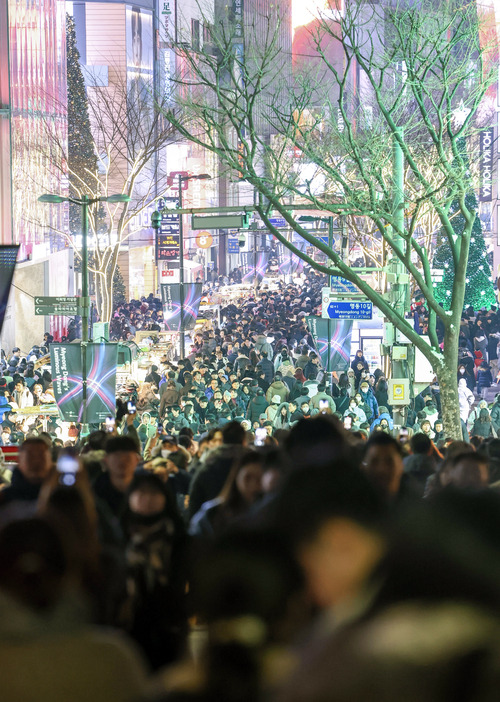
[34,296,82,316]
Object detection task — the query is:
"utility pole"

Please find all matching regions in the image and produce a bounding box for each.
[178,174,186,359]
[328,216,333,374]
[80,195,89,427]
[388,129,411,427]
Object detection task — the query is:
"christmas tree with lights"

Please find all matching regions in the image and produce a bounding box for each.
[432,141,496,311]
[66,14,98,235]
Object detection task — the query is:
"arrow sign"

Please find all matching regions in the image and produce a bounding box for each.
[34,296,82,316]
[35,296,79,305]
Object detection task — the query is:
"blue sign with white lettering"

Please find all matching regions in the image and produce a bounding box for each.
[326,301,373,320]
[331,277,359,294]
[269,217,287,228]
[227,238,240,254]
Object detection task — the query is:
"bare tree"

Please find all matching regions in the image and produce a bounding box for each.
[25,61,178,322]
[164,0,496,438]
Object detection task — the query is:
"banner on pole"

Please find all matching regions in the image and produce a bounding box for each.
[50,343,118,422]
[161,283,203,331]
[306,316,352,372]
[161,283,182,331]
[182,283,203,330]
[242,250,270,283]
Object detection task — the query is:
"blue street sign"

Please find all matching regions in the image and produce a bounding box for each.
[318,235,328,244]
[269,217,287,228]
[330,277,359,294]
[227,238,240,254]
[326,301,373,320]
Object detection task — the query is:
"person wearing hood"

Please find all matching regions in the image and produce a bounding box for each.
[421,399,439,426]
[294,345,311,370]
[344,397,366,424]
[256,351,275,384]
[458,377,474,423]
[265,395,282,423]
[467,400,489,433]
[253,333,273,359]
[476,361,493,396]
[351,349,369,382]
[265,373,289,404]
[346,368,356,396]
[246,389,269,424]
[471,407,494,438]
[370,406,394,432]
[277,354,296,379]
[473,327,488,361]
[490,394,500,434]
[358,381,378,422]
[294,366,306,384]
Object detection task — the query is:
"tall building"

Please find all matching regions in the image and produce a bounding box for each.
[71,0,216,301]
[0,0,70,352]
[8,0,68,257]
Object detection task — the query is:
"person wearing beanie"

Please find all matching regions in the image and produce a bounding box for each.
[265,394,282,423]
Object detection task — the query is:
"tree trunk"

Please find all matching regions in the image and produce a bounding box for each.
[435,325,462,441]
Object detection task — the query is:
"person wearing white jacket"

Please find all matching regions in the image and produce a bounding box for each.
[458,377,475,423]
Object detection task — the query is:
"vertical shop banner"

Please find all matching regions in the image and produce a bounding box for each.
[306,316,353,372]
[279,251,303,276]
[242,251,270,283]
[161,283,203,331]
[50,343,118,422]
[0,246,19,334]
[182,283,203,330]
[161,283,182,331]
[156,197,180,261]
[479,127,494,202]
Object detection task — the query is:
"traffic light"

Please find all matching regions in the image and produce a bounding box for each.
[151,210,162,230]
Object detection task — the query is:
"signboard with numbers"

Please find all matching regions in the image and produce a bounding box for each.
[156,196,180,261]
[330,277,360,295]
[323,301,373,320]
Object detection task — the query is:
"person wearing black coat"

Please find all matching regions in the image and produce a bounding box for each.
[256,352,275,384]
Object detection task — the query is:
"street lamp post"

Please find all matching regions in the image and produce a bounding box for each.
[299,215,339,375]
[38,192,130,429]
[177,174,210,359]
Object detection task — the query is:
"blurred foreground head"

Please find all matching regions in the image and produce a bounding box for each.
[0,518,66,611]
[271,461,386,610]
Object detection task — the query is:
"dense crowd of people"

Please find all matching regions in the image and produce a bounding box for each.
[1,276,500,699]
